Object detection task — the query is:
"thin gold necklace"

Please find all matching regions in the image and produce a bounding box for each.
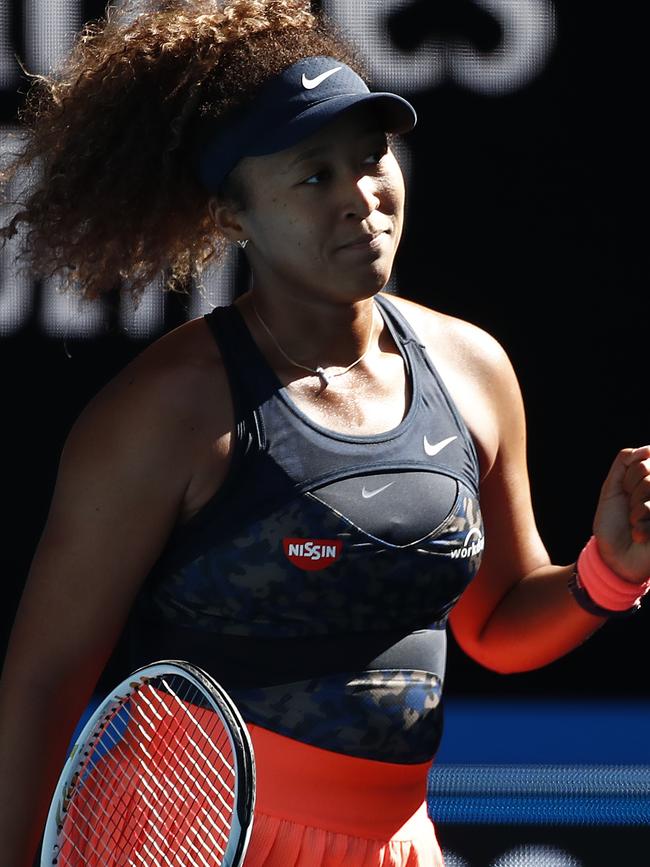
[251,300,376,387]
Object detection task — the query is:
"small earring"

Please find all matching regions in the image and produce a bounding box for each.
[237,239,249,249]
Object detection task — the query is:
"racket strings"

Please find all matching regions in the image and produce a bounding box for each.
[136,696,233,866]
[146,682,236,816]
[59,701,143,865]
[55,675,239,866]
[59,685,232,866]
[138,679,236,857]
[129,679,235,858]
[58,699,181,865]
[161,678,236,801]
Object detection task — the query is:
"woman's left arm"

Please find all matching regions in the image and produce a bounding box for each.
[447,334,650,674]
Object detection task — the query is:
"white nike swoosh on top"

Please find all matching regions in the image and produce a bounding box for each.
[361,482,394,499]
[302,67,342,89]
[423,435,457,457]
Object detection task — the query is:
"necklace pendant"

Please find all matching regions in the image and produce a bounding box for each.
[315,366,330,386]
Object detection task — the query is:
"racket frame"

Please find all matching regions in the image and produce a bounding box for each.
[41,659,255,867]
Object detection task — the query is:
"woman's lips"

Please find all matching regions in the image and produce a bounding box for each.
[337,231,388,253]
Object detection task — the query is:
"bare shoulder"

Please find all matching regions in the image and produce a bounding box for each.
[382,293,522,479]
[382,293,512,378]
[90,316,223,416]
[73,316,227,450]
[62,315,232,522]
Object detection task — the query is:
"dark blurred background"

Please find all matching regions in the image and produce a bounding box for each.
[0,2,647,863]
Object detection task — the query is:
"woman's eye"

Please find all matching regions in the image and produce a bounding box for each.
[362,145,388,166]
[299,143,388,184]
[302,170,328,185]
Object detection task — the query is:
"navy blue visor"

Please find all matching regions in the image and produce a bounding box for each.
[192,56,417,194]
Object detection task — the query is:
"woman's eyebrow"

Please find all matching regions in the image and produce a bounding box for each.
[284,125,385,172]
[285,143,329,171]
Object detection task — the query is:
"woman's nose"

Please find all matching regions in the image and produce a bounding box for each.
[341,174,380,220]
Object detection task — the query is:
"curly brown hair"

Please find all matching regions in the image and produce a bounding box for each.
[0,0,365,300]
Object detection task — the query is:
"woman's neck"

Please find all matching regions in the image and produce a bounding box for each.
[236,288,380,375]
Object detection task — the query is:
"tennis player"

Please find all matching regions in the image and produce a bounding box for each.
[1,1,649,865]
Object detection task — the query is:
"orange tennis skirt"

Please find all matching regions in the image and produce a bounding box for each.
[56,695,443,867]
[245,723,444,867]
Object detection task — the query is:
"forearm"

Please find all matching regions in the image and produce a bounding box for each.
[473,563,607,674]
[0,673,93,867]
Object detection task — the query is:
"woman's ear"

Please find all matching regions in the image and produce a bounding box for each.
[208,197,248,245]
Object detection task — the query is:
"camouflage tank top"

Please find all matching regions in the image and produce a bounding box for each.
[131,293,484,763]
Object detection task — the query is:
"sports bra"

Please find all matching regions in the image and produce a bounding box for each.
[130,293,484,763]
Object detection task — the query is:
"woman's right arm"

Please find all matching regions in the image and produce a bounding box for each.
[0,338,219,866]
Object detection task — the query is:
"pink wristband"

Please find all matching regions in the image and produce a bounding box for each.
[577,536,650,611]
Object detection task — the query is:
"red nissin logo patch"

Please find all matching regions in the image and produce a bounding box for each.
[282,538,343,571]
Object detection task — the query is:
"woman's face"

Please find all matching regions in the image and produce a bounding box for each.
[221,107,406,305]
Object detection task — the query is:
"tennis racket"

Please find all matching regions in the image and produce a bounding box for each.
[41,659,255,867]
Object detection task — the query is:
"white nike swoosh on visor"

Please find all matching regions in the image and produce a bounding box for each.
[302,67,342,89]
[423,435,457,456]
[361,482,394,499]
